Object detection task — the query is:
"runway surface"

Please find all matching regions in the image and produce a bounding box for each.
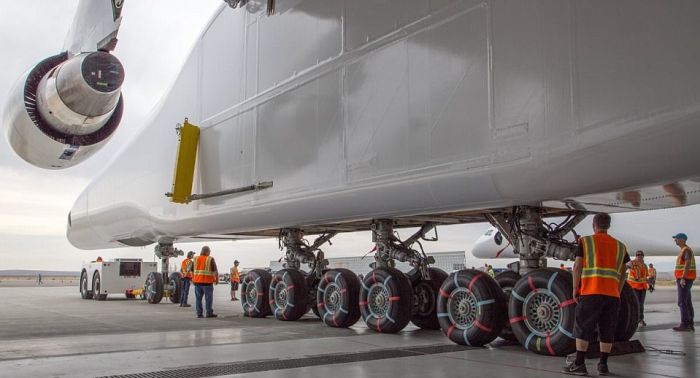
[0,285,697,377]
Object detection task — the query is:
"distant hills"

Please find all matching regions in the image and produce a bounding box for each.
[0,270,80,276]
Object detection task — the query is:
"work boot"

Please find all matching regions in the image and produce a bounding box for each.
[205,313,218,318]
[197,314,203,318]
[597,363,609,376]
[562,361,588,376]
[672,325,692,332]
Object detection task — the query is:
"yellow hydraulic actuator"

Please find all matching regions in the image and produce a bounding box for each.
[168,118,200,204]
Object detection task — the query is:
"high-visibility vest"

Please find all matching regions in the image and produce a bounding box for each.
[647,267,656,279]
[626,262,648,290]
[579,233,627,298]
[193,256,216,284]
[674,247,697,280]
[181,258,193,279]
[230,267,240,283]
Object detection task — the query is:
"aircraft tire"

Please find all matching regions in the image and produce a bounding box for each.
[168,272,183,304]
[145,271,164,304]
[509,269,576,356]
[317,268,361,328]
[80,270,93,299]
[615,283,640,341]
[269,269,308,321]
[360,267,413,333]
[410,267,448,330]
[495,270,520,342]
[241,269,272,317]
[437,269,505,346]
[92,272,107,301]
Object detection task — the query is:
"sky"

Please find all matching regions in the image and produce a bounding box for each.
[0,1,697,273]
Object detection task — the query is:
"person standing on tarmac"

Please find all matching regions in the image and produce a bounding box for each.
[672,233,695,332]
[179,251,195,307]
[486,265,495,278]
[192,246,219,318]
[230,260,240,301]
[563,213,629,376]
[647,263,657,293]
[626,250,649,327]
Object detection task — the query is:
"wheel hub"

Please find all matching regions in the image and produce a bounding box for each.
[523,291,562,336]
[447,288,478,329]
[368,284,390,316]
[324,283,341,313]
[274,282,289,308]
[245,284,257,305]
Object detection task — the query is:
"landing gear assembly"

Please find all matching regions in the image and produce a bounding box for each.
[233,205,636,356]
[360,220,446,333]
[144,243,185,304]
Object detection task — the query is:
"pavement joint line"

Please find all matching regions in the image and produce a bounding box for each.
[95,343,472,378]
[0,332,375,362]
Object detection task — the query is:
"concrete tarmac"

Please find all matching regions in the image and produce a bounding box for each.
[0,285,697,377]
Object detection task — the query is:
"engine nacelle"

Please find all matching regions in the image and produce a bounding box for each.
[3,52,124,169]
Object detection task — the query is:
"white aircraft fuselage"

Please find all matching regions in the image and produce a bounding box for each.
[47,0,700,249]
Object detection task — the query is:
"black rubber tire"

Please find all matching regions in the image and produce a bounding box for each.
[495,270,521,342]
[80,270,93,299]
[241,269,272,318]
[437,269,505,346]
[317,268,361,328]
[615,283,640,341]
[145,272,164,304]
[410,267,448,330]
[360,267,413,333]
[269,269,308,321]
[92,272,107,301]
[509,269,576,356]
[168,273,183,304]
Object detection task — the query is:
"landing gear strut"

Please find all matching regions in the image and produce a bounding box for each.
[360,220,446,333]
[145,243,184,304]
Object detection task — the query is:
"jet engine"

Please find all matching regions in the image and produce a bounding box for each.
[3,51,124,169]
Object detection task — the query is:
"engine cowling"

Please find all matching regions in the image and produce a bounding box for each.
[3,51,124,169]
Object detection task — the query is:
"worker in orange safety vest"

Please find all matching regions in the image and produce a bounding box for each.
[564,213,629,376]
[647,263,657,293]
[230,260,241,301]
[626,250,649,327]
[179,251,195,307]
[672,233,696,332]
[193,246,219,318]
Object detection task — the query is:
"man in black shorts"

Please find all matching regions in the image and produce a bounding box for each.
[563,213,629,376]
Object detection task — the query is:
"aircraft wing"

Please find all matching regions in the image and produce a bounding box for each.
[63,0,124,54]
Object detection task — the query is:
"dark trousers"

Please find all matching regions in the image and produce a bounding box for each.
[180,278,191,305]
[677,279,695,326]
[194,284,214,316]
[633,289,646,321]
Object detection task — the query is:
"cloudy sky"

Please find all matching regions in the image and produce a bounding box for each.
[0,1,696,273]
